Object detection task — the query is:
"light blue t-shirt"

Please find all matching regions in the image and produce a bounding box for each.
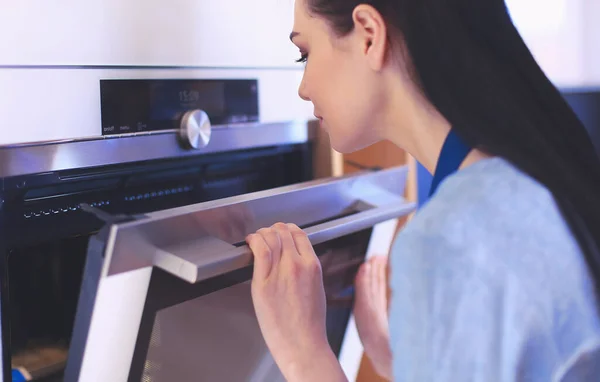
[389,157,600,381]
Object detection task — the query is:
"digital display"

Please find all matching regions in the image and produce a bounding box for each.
[100,79,259,135]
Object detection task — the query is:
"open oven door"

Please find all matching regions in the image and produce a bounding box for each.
[63,165,416,382]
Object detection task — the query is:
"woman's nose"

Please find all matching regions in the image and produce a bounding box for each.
[298,75,310,102]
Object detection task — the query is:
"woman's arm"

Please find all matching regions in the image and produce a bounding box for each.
[246,222,348,382]
[284,347,347,382]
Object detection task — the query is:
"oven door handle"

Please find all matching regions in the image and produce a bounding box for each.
[153,201,415,283]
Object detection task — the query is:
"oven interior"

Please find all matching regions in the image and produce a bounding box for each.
[1,143,313,381]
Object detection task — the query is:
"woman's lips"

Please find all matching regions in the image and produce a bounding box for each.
[314,114,323,127]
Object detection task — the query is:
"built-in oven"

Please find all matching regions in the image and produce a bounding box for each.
[0,78,415,382]
[0,123,314,381]
[61,163,413,382]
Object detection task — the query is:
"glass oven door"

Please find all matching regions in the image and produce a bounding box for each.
[64,166,415,382]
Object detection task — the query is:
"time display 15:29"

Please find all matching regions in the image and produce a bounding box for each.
[178,90,201,103]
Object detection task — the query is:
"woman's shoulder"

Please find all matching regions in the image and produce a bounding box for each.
[406,156,561,243]
[392,156,595,321]
[393,156,587,296]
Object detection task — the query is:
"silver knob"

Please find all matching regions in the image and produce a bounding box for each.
[179,109,212,149]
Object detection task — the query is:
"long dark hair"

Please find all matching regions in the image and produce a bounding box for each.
[307,0,600,298]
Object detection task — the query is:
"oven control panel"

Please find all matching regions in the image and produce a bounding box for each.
[100,79,259,136]
[179,109,212,149]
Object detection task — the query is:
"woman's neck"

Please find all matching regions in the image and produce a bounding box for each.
[381,77,489,173]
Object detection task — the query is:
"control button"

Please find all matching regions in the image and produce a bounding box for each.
[179,109,212,150]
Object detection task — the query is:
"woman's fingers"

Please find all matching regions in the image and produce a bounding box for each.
[368,257,377,301]
[256,227,282,268]
[288,223,314,259]
[248,222,320,281]
[375,256,387,307]
[246,233,273,280]
[272,223,298,257]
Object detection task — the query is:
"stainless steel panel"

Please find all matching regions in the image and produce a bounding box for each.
[0,120,315,177]
[104,165,416,282]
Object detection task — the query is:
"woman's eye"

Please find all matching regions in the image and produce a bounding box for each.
[295,53,308,64]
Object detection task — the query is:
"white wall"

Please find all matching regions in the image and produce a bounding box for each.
[506,0,600,87]
[0,0,299,68]
[582,0,600,84]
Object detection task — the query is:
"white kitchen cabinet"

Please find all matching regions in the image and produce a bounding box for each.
[0,0,300,68]
[506,0,599,86]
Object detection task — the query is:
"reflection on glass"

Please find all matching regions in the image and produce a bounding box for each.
[142,281,285,382]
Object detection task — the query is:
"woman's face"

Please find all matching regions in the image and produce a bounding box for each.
[291,0,388,153]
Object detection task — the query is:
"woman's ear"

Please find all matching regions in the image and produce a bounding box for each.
[352,4,387,71]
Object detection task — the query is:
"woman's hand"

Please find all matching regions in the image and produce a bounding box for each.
[246,223,347,382]
[353,256,393,380]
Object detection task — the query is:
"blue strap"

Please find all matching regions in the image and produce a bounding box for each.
[428,130,472,198]
[12,368,28,382]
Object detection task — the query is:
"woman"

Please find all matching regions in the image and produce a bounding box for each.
[245,0,600,380]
